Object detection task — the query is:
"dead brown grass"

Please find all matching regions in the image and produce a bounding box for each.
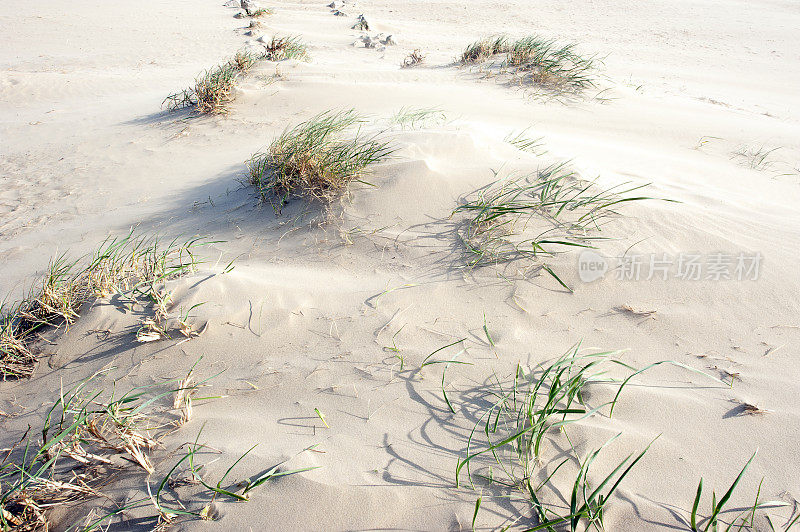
[0,369,202,530]
[402,49,425,68]
[0,233,208,379]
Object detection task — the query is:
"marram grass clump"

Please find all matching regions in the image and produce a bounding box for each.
[460,35,510,63]
[247,109,394,205]
[460,34,600,95]
[455,345,770,531]
[0,231,208,379]
[163,38,308,114]
[163,50,263,114]
[506,36,598,92]
[250,7,273,17]
[454,162,661,289]
[262,35,309,62]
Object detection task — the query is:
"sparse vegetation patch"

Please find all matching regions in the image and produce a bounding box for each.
[163,50,263,114]
[262,35,309,62]
[731,145,781,171]
[250,7,272,17]
[0,231,208,379]
[455,347,650,530]
[460,34,600,97]
[0,363,318,530]
[402,49,425,68]
[388,106,446,129]
[455,345,771,531]
[505,126,545,155]
[460,35,510,63]
[247,109,394,206]
[0,369,201,530]
[453,162,661,289]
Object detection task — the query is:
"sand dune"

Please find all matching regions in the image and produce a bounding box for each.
[1,0,799,530]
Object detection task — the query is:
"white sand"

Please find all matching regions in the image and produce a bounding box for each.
[1,0,799,530]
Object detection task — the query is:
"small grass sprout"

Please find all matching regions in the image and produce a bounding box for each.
[388,106,446,130]
[615,304,656,318]
[504,127,546,155]
[691,135,722,151]
[472,495,482,531]
[314,408,330,428]
[731,146,782,171]
[482,312,495,347]
[178,438,319,503]
[250,7,272,17]
[383,324,405,354]
[690,451,768,532]
[420,338,467,369]
[247,109,394,205]
[383,325,408,376]
[420,338,471,414]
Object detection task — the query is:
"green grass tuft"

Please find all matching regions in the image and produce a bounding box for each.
[455,346,652,530]
[247,109,394,206]
[250,7,273,17]
[262,35,310,62]
[460,34,600,96]
[505,36,598,92]
[163,49,265,114]
[505,126,545,155]
[455,345,721,531]
[453,162,662,289]
[0,231,209,379]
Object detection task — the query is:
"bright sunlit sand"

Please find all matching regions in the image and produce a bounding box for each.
[1,1,799,530]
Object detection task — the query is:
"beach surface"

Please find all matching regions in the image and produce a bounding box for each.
[1,0,799,530]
